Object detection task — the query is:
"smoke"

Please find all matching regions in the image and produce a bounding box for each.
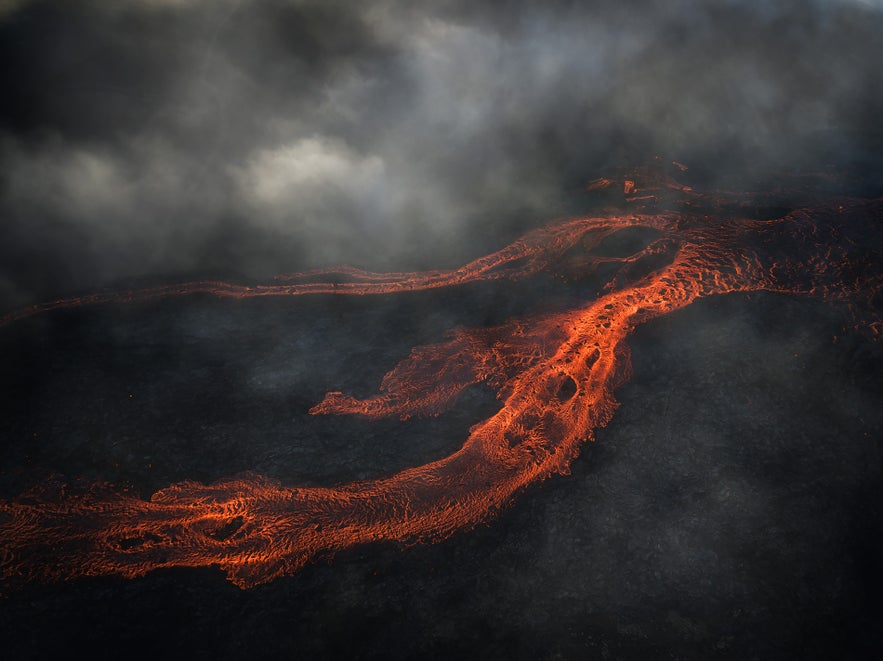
[2,5,882,655]
[1,0,882,306]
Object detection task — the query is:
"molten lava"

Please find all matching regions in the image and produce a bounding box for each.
[1,169,881,590]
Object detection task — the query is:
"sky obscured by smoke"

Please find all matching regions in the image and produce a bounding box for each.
[2,0,882,307]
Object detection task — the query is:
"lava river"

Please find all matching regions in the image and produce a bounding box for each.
[1,171,881,590]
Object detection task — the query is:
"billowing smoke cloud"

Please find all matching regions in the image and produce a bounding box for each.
[1,0,882,307]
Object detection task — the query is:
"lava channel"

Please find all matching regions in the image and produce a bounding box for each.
[0,172,880,590]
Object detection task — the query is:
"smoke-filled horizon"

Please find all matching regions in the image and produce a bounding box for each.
[2,0,882,309]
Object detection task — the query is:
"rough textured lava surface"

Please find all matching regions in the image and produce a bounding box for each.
[1,167,881,591]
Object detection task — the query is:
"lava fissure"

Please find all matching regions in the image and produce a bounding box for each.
[0,173,881,590]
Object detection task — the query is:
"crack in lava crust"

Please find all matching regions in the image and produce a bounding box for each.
[1,175,881,590]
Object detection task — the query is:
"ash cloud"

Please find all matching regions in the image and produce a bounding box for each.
[1,0,882,307]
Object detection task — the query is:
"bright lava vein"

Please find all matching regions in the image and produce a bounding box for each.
[1,170,881,590]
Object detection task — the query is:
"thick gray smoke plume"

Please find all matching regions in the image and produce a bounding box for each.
[1,0,882,307]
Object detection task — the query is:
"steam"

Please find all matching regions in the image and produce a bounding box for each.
[1,0,881,305]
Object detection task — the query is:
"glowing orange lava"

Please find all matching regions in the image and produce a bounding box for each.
[1,170,880,590]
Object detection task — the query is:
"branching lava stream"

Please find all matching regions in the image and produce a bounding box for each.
[1,169,881,590]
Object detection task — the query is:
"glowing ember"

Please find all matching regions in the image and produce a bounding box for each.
[1,171,880,590]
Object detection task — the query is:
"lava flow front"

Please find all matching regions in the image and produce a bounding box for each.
[1,169,881,590]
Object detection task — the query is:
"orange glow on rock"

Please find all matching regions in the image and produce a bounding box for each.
[0,171,880,590]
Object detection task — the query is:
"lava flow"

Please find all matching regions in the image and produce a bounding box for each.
[0,169,881,590]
